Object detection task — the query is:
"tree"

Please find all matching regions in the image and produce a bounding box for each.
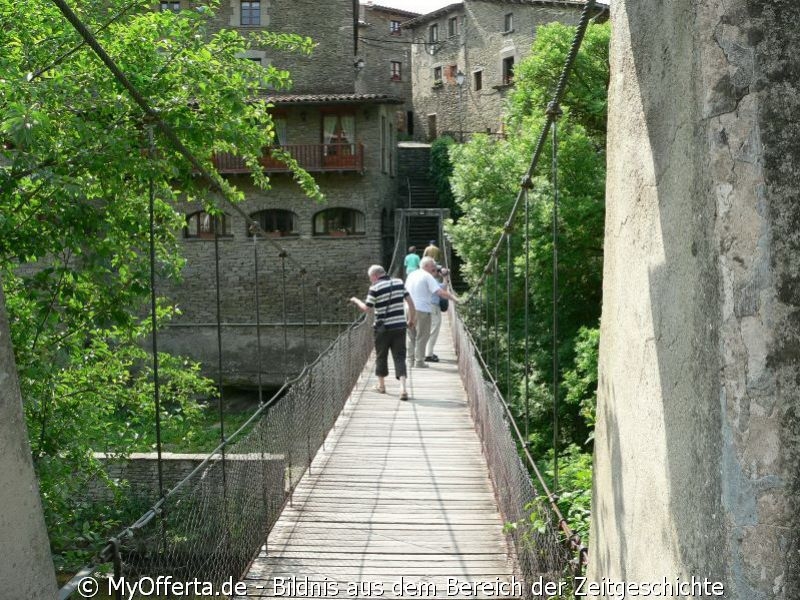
[446,21,609,456]
[0,0,316,567]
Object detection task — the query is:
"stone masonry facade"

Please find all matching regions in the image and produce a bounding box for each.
[158,0,405,386]
[404,0,598,141]
[356,2,419,134]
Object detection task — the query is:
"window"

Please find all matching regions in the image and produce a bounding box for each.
[448,17,458,37]
[160,1,180,11]
[322,113,355,152]
[427,114,437,141]
[502,56,515,85]
[322,112,358,168]
[246,57,262,65]
[273,117,287,146]
[390,20,401,35]
[241,0,260,26]
[390,61,402,81]
[474,70,483,91]
[429,23,439,43]
[249,209,297,236]
[446,65,458,83]
[313,208,365,236]
[185,211,231,239]
[504,12,513,32]
[433,66,442,84]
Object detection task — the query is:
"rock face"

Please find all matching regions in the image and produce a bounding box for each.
[590,1,799,597]
[0,284,57,596]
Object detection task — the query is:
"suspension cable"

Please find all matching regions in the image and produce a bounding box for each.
[549,103,563,491]
[280,250,289,381]
[523,184,531,443]
[252,230,264,406]
[146,124,165,501]
[300,268,308,365]
[493,255,499,375]
[212,209,231,548]
[506,233,512,406]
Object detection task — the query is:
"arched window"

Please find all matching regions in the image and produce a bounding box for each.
[249,209,298,237]
[313,208,365,236]
[185,211,232,239]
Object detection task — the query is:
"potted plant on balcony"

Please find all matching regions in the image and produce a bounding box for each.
[329,227,348,237]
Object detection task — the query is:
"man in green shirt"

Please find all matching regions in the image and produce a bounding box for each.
[404,246,420,277]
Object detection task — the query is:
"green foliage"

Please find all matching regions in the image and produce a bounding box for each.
[541,444,593,543]
[429,136,458,217]
[562,326,599,439]
[0,0,318,568]
[507,22,610,142]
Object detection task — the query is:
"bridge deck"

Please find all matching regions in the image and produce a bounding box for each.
[238,316,519,598]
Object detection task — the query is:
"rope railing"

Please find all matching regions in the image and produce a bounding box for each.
[450,303,588,592]
[57,315,373,600]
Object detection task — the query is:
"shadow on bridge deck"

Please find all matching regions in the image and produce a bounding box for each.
[236,315,520,599]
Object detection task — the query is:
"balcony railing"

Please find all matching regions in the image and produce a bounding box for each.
[213,143,364,174]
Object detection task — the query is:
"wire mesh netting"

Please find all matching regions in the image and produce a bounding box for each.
[58,317,372,598]
[450,305,573,597]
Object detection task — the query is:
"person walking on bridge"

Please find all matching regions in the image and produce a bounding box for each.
[404,246,421,277]
[350,265,416,400]
[405,257,457,369]
[423,240,442,264]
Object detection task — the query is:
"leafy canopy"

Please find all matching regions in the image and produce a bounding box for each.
[1,0,317,567]
[446,20,609,465]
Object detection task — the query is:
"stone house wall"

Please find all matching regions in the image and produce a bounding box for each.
[407,0,589,141]
[207,0,356,94]
[159,102,400,385]
[356,3,418,129]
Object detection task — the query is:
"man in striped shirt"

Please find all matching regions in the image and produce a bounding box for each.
[350,265,416,400]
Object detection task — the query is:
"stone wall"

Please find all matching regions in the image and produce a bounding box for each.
[356,4,417,129]
[590,1,799,597]
[159,102,400,385]
[0,285,57,596]
[208,0,356,94]
[91,452,285,506]
[408,0,586,141]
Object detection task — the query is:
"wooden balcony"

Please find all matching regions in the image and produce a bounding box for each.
[213,143,364,174]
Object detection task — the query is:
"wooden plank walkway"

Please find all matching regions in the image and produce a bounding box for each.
[237,316,521,599]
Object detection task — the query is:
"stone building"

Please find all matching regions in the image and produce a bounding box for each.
[157,0,407,386]
[402,0,606,141]
[356,2,420,136]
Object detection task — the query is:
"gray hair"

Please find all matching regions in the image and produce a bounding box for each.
[419,257,436,269]
[367,264,386,277]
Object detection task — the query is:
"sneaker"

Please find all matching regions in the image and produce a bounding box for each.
[424,355,439,362]
[415,361,429,368]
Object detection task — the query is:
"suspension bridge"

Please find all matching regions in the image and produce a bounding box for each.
[58,297,576,600]
[26,0,603,596]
